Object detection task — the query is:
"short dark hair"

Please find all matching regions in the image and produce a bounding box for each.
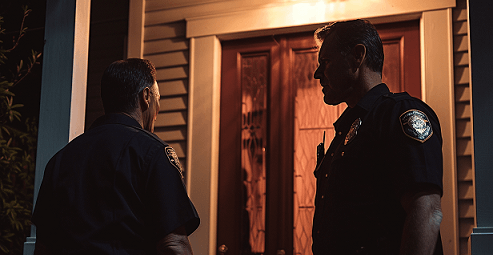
[101,58,156,113]
[314,19,384,74]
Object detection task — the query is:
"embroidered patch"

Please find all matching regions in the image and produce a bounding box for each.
[165,146,184,178]
[400,109,433,143]
[345,118,362,145]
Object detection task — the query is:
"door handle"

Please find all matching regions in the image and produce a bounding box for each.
[218,244,228,254]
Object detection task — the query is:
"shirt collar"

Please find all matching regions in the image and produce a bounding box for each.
[90,113,142,130]
[356,83,390,111]
[333,83,390,131]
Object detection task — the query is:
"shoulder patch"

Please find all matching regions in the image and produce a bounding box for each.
[165,146,184,178]
[400,109,433,143]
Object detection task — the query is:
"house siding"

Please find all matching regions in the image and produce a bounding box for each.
[452,0,476,254]
[142,17,189,170]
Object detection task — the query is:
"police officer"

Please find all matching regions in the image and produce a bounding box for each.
[32,59,199,254]
[312,20,443,255]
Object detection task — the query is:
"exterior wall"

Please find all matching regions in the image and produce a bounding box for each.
[127,0,463,254]
[144,20,190,171]
[130,0,193,173]
[452,1,476,254]
[85,0,129,129]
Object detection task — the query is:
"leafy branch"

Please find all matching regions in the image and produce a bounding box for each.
[0,5,40,255]
[6,6,31,53]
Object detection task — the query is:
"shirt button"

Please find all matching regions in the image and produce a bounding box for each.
[338,131,342,135]
[321,195,324,199]
[341,151,345,156]
[325,173,328,178]
[330,153,334,157]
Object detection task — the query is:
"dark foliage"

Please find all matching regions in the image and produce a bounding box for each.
[0,5,40,255]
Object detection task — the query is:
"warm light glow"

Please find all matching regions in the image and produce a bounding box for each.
[289,1,324,24]
[287,0,351,25]
[281,0,395,27]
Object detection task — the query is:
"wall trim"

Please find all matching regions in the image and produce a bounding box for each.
[186,0,455,38]
[127,0,145,58]
[187,36,221,255]
[421,8,459,255]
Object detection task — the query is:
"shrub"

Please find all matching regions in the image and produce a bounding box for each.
[0,6,41,255]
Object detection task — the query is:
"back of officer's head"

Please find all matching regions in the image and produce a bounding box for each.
[315,19,384,74]
[101,58,156,114]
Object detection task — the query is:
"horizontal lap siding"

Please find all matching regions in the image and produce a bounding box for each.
[143,11,189,170]
[453,0,475,254]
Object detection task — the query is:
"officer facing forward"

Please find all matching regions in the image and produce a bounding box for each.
[312,19,443,255]
[32,59,199,255]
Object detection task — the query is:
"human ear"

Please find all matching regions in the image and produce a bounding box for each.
[139,87,151,111]
[351,44,366,71]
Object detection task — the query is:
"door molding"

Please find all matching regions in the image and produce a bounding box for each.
[187,9,457,255]
[186,0,455,39]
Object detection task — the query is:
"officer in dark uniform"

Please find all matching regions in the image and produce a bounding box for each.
[312,20,443,255]
[32,59,199,254]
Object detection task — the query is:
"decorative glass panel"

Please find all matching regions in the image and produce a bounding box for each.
[241,54,268,254]
[293,50,343,255]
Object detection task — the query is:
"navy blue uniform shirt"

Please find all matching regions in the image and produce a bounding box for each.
[32,113,199,255]
[312,84,443,255]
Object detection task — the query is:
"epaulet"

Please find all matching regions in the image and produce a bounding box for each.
[383,91,412,102]
[140,127,169,146]
[128,125,185,177]
[381,92,435,143]
[123,123,169,147]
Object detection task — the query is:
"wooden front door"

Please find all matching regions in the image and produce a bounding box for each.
[217,20,421,255]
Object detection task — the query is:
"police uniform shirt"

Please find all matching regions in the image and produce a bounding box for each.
[312,84,443,255]
[32,113,200,254]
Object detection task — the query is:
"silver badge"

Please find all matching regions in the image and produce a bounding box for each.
[400,109,433,143]
[165,146,184,178]
[345,118,362,145]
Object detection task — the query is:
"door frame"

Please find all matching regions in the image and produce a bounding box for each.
[185,9,457,255]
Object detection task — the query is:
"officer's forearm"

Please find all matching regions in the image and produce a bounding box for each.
[400,193,442,255]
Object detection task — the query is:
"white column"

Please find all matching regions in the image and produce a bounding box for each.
[468,0,493,254]
[127,0,144,58]
[421,9,458,255]
[23,0,90,254]
[187,35,221,255]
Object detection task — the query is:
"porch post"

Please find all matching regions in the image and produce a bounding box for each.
[187,35,222,255]
[22,0,91,254]
[468,0,493,254]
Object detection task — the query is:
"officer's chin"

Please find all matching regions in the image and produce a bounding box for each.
[323,96,342,106]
